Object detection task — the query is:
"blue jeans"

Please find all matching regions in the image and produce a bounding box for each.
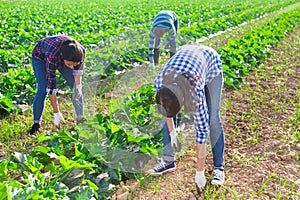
[32,58,84,123]
[162,73,224,168]
[161,116,178,163]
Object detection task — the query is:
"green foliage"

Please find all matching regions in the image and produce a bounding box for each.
[0,0,299,199]
[0,68,36,115]
[218,8,300,88]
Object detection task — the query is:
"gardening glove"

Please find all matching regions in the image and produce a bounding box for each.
[195,170,206,191]
[54,112,65,126]
[170,129,181,152]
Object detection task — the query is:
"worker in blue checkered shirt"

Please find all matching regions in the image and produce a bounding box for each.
[148,44,225,190]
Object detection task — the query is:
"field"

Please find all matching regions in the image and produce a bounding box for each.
[0,0,299,199]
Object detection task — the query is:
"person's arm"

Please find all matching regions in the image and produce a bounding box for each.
[166,117,175,132]
[46,63,65,126]
[49,94,59,113]
[193,89,210,170]
[74,74,82,86]
[73,48,84,87]
[73,62,84,95]
[148,29,155,64]
[168,19,177,54]
[45,58,59,112]
[166,117,181,151]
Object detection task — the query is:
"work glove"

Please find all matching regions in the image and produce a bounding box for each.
[54,112,65,126]
[169,129,182,152]
[195,170,206,192]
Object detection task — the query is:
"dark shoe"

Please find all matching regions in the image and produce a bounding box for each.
[28,123,40,135]
[147,160,176,175]
[76,117,87,125]
[154,48,160,65]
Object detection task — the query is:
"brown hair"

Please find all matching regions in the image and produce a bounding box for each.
[156,86,182,117]
[60,40,83,62]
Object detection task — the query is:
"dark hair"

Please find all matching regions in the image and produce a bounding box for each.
[157,66,200,116]
[60,40,83,62]
[156,86,181,118]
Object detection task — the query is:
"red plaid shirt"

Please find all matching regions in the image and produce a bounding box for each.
[32,35,85,91]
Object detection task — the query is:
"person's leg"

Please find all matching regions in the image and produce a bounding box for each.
[205,73,224,169]
[154,38,161,65]
[32,58,48,123]
[162,119,175,163]
[148,116,177,175]
[58,66,84,118]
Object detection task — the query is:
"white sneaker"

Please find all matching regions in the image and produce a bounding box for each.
[211,169,224,185]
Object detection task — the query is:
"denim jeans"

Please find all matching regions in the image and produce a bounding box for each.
[32,58,84,123]
[161,116,178,163]
[154,19,178,54]
[205,73,225,169]
[162,73,224,169]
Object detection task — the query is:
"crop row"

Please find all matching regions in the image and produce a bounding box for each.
[0,6,299,198]
[1,0,299,116]
[0,0,298,71]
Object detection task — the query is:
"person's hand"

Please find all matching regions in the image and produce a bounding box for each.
[195,170,206,191]
[169,129,181,151]
[54,112,65,126]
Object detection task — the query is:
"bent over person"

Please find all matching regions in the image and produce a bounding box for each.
[28,35,86,134]
[148,44,225,190]
[148,10,178,66]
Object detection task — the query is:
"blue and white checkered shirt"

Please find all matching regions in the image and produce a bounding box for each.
[154,44,223,144]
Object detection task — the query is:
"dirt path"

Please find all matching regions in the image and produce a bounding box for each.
[111,27,300,200]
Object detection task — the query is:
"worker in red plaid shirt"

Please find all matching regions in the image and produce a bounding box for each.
[29,35,86,134]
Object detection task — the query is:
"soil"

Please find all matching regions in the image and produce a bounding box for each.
[110,28,300,199]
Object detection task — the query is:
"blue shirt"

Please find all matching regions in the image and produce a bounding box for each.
[154,44,223,144]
